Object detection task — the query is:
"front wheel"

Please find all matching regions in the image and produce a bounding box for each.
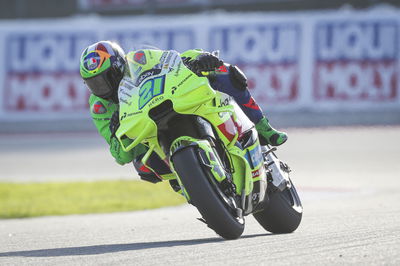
[253,179,302,233]
[172,146,244,240]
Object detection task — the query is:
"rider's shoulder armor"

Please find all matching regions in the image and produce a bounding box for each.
[89,94,117,119]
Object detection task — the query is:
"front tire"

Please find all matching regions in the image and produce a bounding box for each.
[172,146,244,240]
[253,179,302,233]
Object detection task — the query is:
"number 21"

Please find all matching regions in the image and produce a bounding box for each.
[138,75,165,109]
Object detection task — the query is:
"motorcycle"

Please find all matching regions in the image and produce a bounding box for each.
[116,49,302,239]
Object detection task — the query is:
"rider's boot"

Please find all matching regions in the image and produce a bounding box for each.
[255,117,288,146]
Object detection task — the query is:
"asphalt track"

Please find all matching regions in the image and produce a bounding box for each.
[0,126,399,265]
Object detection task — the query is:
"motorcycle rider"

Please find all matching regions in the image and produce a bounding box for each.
[80,41,287,184]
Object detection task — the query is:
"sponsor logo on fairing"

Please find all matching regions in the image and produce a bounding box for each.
[245,144,263,168]
[120,110,143,121]
[159,52,168,64]
[218,97,230,107]
[252,169,261,178]
[174,62,182,77]
[314,21,398,101]
[177,73,193,87]
[134,51,146,65]
[135,69,161,86]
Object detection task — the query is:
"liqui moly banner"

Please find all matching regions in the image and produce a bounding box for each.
[314,19,398,109]
[209,22,301,107]
[0,8,399,121]
[0,21,196,120]
[4,31,95,117]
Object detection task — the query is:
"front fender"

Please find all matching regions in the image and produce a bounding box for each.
[170,136,226,183]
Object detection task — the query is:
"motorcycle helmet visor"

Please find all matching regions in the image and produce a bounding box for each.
[84,67,120,100]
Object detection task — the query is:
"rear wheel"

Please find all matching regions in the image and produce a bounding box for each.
[172,146,244,240]
[253,179,302,233]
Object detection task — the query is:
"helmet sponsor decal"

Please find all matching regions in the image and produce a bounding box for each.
[85,53,100,70]
[96,42,109,53]
[83,50,111,73]
[92,101,107,114]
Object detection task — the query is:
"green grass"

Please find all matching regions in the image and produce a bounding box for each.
[0,180,186,219]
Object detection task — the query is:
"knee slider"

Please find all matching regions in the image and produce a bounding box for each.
[229,65,248,91]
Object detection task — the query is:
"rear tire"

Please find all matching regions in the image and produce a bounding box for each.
[253,180,302,233]
[172,146,244,240]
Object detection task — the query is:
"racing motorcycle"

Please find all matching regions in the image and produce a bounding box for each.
[116,49,302,239]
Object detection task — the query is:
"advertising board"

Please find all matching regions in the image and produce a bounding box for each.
[210,23,301,106]
[0,8,399,121]
[4,31,94,115]
[314,20,398,106]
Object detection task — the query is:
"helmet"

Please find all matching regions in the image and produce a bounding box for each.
[80,41,126,103]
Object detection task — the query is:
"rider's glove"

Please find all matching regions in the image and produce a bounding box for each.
[109,111,120,139]
[188,53,224,75]
[229,65,248,91]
